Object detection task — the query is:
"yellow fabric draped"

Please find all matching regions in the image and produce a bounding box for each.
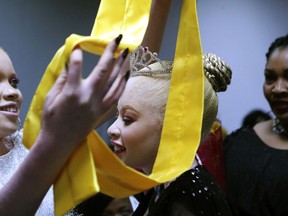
[23,0,203,215]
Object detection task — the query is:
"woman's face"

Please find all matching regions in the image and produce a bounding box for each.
[107,77,163,174]
[263,47,288,124]
[0,49,22,138]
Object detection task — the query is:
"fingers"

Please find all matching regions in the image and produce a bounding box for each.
[92,70,129,128]
[46,36,127,109]
[44,48,83,111]
[88,35,123,87]
[45,68,68,106]
[66,48,83,89]
[94,105,118,128]
[110,71,129,101]
[42,37,130,143]
[103,70,130,106]
[99,48,129,94]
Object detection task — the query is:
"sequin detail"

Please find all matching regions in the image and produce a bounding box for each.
[0,132,54,215]
[144,165,232,215]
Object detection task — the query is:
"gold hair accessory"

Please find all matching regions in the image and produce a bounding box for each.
[203,53,232,92]
[130,46,173,77]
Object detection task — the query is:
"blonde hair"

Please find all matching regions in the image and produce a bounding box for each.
[201,53,232,139]
[130,48,232,140]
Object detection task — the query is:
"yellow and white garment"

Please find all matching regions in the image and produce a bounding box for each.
[23,0,203,215]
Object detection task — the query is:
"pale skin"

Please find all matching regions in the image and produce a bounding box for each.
[0,37,129,215]
[141,0,172,53]
[0,0,199,214]
[107,0,199,175]
[0,0,178,214]
[254,46,288,149]
[108,77,163,174]
[0,49,23,155]
[107,75,198,176]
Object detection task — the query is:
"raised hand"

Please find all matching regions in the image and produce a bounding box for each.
[41,35,129,149]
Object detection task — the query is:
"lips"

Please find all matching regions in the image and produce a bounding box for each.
[0,103,19,117]
[272,101,288,113]
[0,105,18,113]
[111,141,126,155]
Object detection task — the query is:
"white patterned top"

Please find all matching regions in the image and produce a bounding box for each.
[0,131,54,215]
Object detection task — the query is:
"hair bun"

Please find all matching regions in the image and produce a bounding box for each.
[203,53,232,92]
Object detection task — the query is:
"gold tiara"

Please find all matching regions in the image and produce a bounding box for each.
[129,47,232,92]
[130,46,173,77]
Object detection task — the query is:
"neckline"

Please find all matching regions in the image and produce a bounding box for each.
[251,126,288,151]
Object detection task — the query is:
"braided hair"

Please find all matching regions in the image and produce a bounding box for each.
[129,46,232,140]
[203,53,232,92]
[201,53,232,139]
[266,34,288,60]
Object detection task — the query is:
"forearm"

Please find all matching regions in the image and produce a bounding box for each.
[141,0,172,52]
[0,132,77,215]
[0,35,128,215]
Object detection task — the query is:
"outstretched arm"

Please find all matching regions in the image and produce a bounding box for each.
[141,0,172,52]
[98,0,172,124]
[0,36,129,216]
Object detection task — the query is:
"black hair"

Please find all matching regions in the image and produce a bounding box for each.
[266,34,288,60]
[241,109,272,128]
[72,193,113,215]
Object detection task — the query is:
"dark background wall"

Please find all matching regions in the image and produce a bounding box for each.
[0,0,287,138]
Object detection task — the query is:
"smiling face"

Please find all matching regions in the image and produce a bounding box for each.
[0,49,22,139]
[263,46,288,126]
[107,76,169,174]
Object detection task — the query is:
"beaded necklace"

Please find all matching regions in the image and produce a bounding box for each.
[272,118,288,137]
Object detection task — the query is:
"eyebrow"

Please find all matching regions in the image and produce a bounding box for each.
[264,68,288,74]
[119,105,140,115]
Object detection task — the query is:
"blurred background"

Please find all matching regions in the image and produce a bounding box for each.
[0,0,287,141]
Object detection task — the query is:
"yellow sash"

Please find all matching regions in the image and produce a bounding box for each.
[23,0,203,215]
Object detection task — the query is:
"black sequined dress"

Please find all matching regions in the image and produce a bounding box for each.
[224,127,288,216]
[133,165,232,216]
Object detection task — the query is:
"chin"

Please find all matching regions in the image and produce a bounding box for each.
[274,111,288,121]
[123,159,136,169]
[0,126,18,138]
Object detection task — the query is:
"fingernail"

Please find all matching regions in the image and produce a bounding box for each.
[73,45,81,50]
[124,70,130,81]
[122,48,129,59]
[115,34,123,45]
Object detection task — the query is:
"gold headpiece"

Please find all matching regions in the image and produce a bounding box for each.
[202,53,232,92]
[130,46,173,77]
[129,47,232,93]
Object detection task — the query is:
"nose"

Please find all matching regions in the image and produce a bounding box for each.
[272,79,288,94]
[1,87,19,101]
[107,120,121,139]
